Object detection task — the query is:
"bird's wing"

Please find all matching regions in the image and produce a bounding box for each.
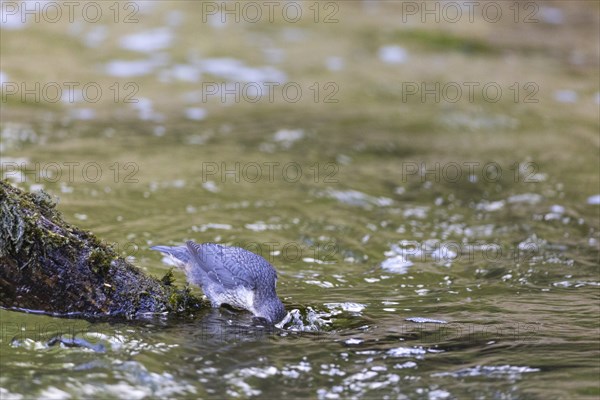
[186,241,256,289]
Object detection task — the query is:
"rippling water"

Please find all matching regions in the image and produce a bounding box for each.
[2,121,598,397]
[1,1,599,399]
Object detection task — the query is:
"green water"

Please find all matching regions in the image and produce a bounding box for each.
[1,1,599,399]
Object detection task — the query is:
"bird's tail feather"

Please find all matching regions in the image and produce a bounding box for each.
[151,245,190,266]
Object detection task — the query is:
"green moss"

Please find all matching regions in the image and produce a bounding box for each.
[0,180,80,267]
[0,197,26,254]
[88,248,115,275]
[166,286,200,314]
[161,269,176,286]
[168,292,180,308]
[29,189,55,212]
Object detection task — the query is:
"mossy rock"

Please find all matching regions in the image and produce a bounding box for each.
[0,180,201,319]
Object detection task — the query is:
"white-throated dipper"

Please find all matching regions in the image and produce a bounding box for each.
[151,241,287,324]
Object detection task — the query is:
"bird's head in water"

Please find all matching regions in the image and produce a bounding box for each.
[252,285,287,324]
[152,241,287,324]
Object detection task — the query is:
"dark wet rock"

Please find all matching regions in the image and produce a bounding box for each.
[47,336,106,353]
[0,180,201,319]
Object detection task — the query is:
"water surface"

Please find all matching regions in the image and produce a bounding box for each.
[1,1,599,398]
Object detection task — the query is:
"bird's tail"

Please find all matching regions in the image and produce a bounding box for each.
[151,245,190,267]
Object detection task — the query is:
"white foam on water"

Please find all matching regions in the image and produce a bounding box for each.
[554,89,577,103]
[378,45,408,64]
[172,64,201,82]
[202,181,219,193]
[432,364,540,378]
[326,56,345,71]
[184,107,207,121]
[105,59,159,77]
[120,27,173,52]
[324,302,366,313]
[191,223,232,232]
[131,97,154,120]
[327,189,393,208]
[1,6,28,30]
[198,58,287,83]
[305,280,334,288]
[394,361,417,369]
[540,7,564,24]
[386,346,427,358]
[83,25,107,48]
[273,128,304,143]
[69,108,96,120]
[37,387,71,400]
[587,194,600,205]
[405,317,447,324]
[245,222,282,231]
[507,193,543,205]
[345,338,364,345]
[475,200,505,212]
[380,255,413,274]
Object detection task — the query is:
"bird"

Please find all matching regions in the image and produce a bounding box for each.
[151,241,287,324]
